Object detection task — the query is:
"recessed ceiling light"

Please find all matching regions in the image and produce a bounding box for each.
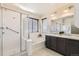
[51,16,57,20]
[61,13,74,18]
[64,9,69,13]
[51,14,55,17]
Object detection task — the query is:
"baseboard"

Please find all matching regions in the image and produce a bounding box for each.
[11,51,27,56]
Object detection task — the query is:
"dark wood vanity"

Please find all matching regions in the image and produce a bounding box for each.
[45,35,79,56]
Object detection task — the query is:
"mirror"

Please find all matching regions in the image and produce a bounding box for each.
[50,15,79,34]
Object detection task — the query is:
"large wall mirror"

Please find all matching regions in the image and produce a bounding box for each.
[50,15,76,34]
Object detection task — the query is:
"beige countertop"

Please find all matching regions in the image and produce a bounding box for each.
[46,33,79,40]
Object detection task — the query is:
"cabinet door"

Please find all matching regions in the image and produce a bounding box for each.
[50,36,57,50]
[56,38,66,55]
[45,36,57,50]
[3,8,20,56]
[45,36,51,49]
[66,39,79,56]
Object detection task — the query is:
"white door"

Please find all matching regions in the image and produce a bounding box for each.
[21,14,28,51]
[0,6,2,56]
[2,8,20,56]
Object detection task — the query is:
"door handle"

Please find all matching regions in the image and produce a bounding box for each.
[0,27,5,35]
[0,27,4,29]
[6,27,19,34]
[2,31,5,34]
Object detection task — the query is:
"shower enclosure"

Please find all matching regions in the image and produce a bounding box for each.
[0,7,29,56]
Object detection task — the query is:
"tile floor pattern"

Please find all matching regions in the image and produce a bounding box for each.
[32,48,62,56]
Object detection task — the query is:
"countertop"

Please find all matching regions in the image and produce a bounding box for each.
[46,33,79,40]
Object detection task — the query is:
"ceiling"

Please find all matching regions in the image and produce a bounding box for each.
[17,3,74,16]
[16,3,69,16]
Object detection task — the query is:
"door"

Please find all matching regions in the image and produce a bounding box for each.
[21,14,28,51]
[2,8,20,56]
[0,6,2,56]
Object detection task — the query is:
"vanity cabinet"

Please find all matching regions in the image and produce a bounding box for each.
[45,35,79,56]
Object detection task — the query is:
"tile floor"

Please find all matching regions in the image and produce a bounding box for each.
[32,48,62,56]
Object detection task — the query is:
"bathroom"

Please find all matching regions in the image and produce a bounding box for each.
[0,3,79,56]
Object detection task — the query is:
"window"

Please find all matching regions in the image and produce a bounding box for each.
[42,18,48,33]
[28,18,33,33]
[32,19,38,32]
[28,17,39,33]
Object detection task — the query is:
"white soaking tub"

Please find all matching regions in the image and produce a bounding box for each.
[29,33,45,52]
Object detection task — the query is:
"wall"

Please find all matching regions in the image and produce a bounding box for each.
[74,3,79,28]
[71,25,79,34]
[71,3,79,34]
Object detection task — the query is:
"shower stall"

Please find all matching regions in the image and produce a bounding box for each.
[0,6,30,56]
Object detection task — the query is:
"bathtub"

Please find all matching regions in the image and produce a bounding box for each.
[29,33,45,52]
